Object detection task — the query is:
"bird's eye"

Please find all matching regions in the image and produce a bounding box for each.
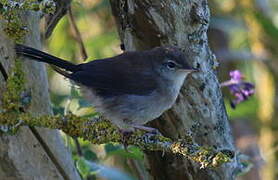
[166,61,177,69]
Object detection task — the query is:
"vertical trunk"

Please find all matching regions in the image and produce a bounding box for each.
[0,11,81,180]
[109,0,238,179]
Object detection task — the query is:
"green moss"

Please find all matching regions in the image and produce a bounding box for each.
[193,147,214,168]
[0,0,56,41]
[191,147,232,168]
[39,0,56,14]
[0,0,56,13]
[0,59,25,133]
[211,152,231,167]
[170,139,233,168]
[2,59,25,112]
[0,5,27,42]
[157,135,171,142]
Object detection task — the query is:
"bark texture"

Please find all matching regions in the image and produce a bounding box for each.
[109,0,238,179]
[0,11,81,180]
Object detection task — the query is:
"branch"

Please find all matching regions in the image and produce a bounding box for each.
[44,0,72,39]
[68,5,88,61]
[0,112,234,168]
[215,50,268,62]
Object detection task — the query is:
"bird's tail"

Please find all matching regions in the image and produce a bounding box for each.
[15,44,80,73]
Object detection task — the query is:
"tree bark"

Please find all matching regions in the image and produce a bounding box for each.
[0,11,81,180]
[109,0,238,179]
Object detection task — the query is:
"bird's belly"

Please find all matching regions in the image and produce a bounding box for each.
[107,92,175,128]
[82,87,177,128]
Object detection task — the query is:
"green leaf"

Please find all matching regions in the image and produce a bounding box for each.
[84,149,98,161]
[76,158,96,178]
[105,143,122,153]
[105,144,144,160]
[225,97,258,119]
[76,157,135,180]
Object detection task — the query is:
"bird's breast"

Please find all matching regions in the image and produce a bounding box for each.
[79,81,183,128]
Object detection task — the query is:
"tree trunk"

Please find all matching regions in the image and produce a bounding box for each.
[0,11,81,180]
[109,0,238,179]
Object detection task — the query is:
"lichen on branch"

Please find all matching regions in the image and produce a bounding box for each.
[0,0,56,41]
[2,59,25,111]
[0,110,234,168]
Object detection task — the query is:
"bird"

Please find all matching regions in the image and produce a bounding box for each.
[15,44,197,132]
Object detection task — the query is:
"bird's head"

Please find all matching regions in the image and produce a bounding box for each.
[149,46,198,82]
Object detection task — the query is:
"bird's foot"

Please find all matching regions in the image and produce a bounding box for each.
[119,128,133,151]
[131,125,162,136]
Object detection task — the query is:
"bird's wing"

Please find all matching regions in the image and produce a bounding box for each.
[69,57,158,97]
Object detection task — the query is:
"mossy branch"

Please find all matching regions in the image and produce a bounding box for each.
[0,111,234,168]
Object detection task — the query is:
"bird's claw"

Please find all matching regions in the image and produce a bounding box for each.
[132,125,162,136]
[119,129,133,151]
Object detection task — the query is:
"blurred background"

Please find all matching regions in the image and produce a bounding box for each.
[41,0,278,179]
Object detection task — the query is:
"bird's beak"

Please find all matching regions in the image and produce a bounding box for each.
[183,68,199,73]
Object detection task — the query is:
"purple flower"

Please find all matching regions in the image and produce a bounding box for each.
[221,70,255,109]
[230,70,243,81]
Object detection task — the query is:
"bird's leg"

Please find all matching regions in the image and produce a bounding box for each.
[119,128,133,151]
[131,124,162,135]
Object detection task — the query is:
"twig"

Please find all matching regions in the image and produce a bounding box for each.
[74,137,83,156]
[215,50,268,62]
[0,61,8,81]
[45,0,72,39]
[68,5,88,61]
